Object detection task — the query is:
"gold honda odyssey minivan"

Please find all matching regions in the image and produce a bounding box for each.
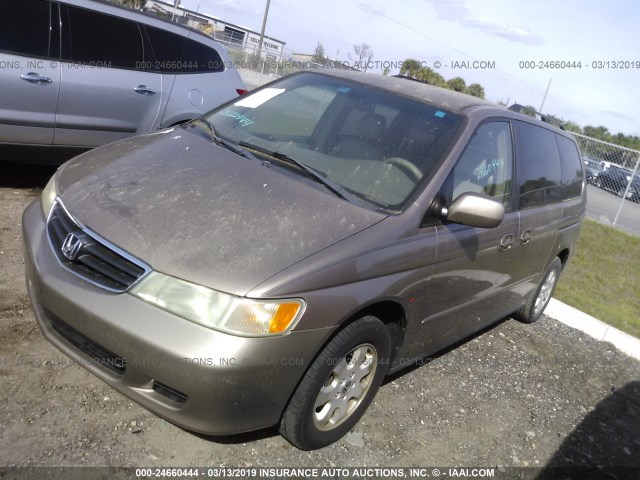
[23,70,586,449]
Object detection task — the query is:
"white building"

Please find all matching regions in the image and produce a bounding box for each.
[145,0,286,60]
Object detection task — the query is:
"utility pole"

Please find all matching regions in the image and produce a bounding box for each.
[172,0,180,22]
[539,78,552,113]
[258,0,271,52]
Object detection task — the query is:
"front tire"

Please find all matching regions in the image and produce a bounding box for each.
[514,257,562,324]
[279,316,392,450]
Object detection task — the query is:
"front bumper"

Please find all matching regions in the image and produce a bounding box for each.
[22,200,335,435]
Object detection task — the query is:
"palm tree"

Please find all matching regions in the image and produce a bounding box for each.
[445,77,466,92]
[466,83,485,99]
[415,67,445,87]
[399,58,421,79]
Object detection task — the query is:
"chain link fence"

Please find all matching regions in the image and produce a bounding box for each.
[573,132,640,237]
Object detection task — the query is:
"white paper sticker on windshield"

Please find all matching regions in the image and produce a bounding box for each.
[234,88,286,108]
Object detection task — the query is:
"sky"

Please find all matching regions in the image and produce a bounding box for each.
[177,0,640,135]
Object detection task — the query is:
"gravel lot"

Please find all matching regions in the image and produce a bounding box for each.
[1,164,639,474]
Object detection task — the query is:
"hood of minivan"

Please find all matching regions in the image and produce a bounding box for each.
[56,129,386,296]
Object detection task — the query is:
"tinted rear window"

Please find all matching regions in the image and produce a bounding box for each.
[556,135,584,200]
[514,121,563,209]
[144,26,224,73]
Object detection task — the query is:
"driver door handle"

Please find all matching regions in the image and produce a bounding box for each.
[20,72,52,84]
[134,85,156,95]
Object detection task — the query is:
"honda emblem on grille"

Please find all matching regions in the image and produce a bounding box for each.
[61,233,82,260]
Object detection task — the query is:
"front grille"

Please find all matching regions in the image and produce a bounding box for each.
[47,201,148,292]
[47,310,127,375]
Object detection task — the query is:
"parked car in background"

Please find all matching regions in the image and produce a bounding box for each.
[595,164,640,201]
[583,157,605,185]
[23,70,586,450]
[0,0,246,163]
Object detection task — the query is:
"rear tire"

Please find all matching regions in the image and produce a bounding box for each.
[279,316,391,450]
[514,257,562,324]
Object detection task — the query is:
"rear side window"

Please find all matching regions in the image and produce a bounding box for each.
[514,121,563,209]
[182,38,224,72]
[61,5,145,69]
[556,135,584,200]
[144,26,224,73]
[0,0,56,59]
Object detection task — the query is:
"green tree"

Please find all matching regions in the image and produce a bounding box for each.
[466,83,485,99]
[445,77,466,92]
[415,67,445,87]
[583,125,611,142]
[382,67,390,76]
[399,58,421,78]
[562,121,583,134]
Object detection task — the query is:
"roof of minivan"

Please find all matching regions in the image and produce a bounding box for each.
[311,69,574,138]
[312,69,495,114]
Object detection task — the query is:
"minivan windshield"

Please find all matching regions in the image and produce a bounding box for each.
[204,72,461,210]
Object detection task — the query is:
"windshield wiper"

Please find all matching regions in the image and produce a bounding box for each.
[193,119,262,164]
[238,142,350,201]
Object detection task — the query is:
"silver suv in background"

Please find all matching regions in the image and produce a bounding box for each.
[0,0,246,162]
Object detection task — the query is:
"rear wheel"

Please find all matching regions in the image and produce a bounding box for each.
[279,316,391,450]
[514,257,562,324]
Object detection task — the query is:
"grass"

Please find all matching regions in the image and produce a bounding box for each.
[554,219,640,338]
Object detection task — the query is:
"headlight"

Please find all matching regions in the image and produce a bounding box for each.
[130,272,305,337]
[41,174,58,218]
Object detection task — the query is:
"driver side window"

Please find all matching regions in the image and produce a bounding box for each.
[443,121,514,208]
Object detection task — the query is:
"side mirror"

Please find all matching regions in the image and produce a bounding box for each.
[442,192,505,228]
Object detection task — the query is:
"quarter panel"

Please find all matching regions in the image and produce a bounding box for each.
[160,72,244,128]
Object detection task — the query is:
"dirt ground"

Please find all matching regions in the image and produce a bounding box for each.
[0,164,638,475]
